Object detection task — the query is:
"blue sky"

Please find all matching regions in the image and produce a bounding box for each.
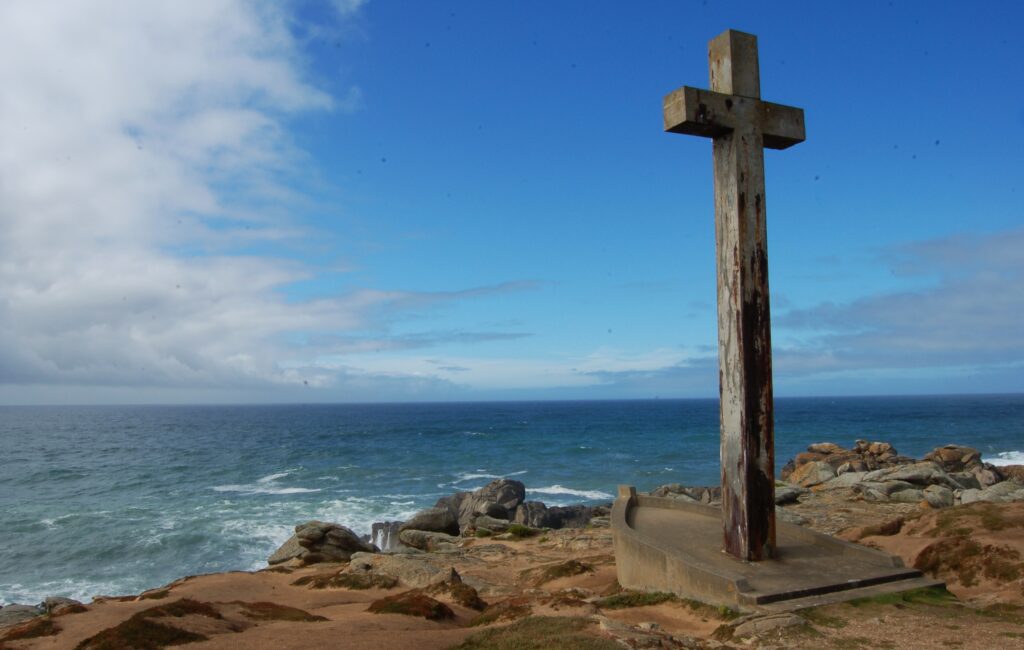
[0,0,1021,403]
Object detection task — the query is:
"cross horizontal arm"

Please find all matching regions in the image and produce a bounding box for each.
[663,86,805,150]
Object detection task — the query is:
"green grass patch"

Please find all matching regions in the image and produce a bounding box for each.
[475,528,493,538]
[595,590,676,609]
[453,616,621,650]
[506,524,540,539]
[846,586,956,608]
[798,607,848,628]
[594,590,738,620]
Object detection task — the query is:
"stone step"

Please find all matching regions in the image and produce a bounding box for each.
[757,576,947,612]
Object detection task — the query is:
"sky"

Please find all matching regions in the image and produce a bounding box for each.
[0,0,1022,405]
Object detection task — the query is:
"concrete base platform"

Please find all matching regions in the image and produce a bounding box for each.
[611,487,944,611]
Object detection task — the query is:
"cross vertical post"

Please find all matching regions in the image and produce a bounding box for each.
[662,30,805,561]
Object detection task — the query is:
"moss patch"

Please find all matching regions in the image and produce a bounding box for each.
[138,589,170,601]
[52,603,89,616]
[292,571,398,590]
[233,601,326,622]
[469,597,532,626]
[368,590,455,621]
[425,579,488,611]
[1,617,60,641]
[75,620,207,650]
[532,560,593,585]
[453,616,621,650]
[75,598,224,650]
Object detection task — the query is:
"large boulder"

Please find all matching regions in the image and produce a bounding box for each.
[398,529,461,552]
[347,551,448,588]
[269,520,377,566]
[434,491,470,517]
[513,501,551,528]
[774,483,808,505]
[854,480,921,502]
[862,461,965,490]
[512,502,596,529]
[399,507,460,537]
[960,480,1024,504]
[923,485,955,509]
[924,445,982,472]
[456,479,526,530]
[788,460,836,487]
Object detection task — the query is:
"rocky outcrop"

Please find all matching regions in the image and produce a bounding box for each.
[397,529,460,552]
[923,444,1005,487]
[647,484,721,505]
[269,521,377,566]
[346,551,449,588]
[778,441,1024,509]
[512,502,593,529]
[0,604,44,628]
[399,507,460,537]
[960,480,1024,504]
[455,479,526,529]
[780,439,913,480]
[787,460,836,487]
[403,479,530,538]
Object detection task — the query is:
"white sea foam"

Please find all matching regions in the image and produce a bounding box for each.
[527,485,614,500]
[212,484,320,495]
[453,473,501,483]
[989,451,1024,467]
[452,469,528,484]
[257,471,293,483]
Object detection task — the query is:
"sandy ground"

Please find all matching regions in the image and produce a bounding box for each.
[3,494,1024,649]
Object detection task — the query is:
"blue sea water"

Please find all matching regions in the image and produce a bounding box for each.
[1,395,1022,605]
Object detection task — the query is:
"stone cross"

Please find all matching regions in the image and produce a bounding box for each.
[663,30,805,561]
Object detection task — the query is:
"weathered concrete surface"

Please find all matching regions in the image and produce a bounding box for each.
[663,29,805,561]
[611,487,943,611]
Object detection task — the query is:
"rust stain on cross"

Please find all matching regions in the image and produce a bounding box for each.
[663,30,806,561]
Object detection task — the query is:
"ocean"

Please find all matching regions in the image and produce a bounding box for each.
[1,395,1022,605]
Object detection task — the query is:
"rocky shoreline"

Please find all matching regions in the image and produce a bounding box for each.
[3,439,1024,649]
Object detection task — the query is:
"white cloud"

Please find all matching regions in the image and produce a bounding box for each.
[0,1,376,398]
[777,227,1024,374]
